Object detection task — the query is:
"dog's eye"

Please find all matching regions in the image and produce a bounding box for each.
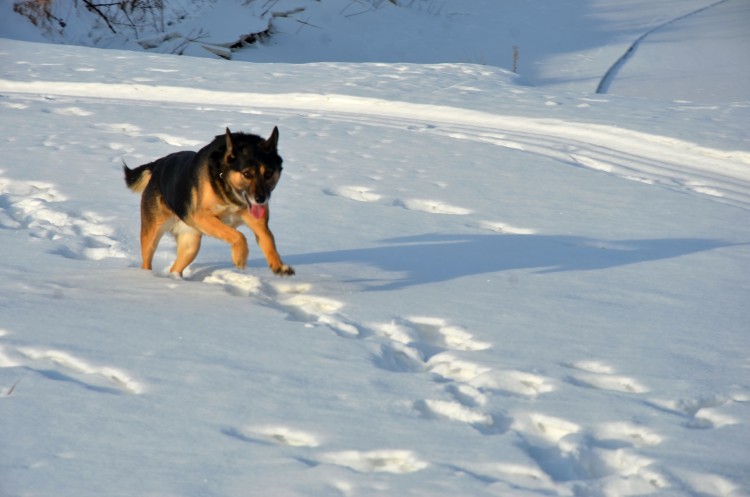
[264,169,274,180]
[242,170,253,179]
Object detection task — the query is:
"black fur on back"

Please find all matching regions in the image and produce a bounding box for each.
[145,150,199,220]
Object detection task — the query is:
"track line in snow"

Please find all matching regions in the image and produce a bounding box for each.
[568,372,650,394]
[394,198,472,215]
[19,347,144,394]
[596,0,731,94]
[678,471,747,497]
[0,170,127,261]
[323,185,382,203]
[205,266,745,493]
[189,264,747,494]
[200,269,361,337]
[2,80,749,209]
[646,395,741,429]
[317,449,429,474]
[476,220,537,235]
[592,422,664,447]
[0,338,144,395]
[224,425,321,447]
[512,411,669,490]
[565,361,650,394]
[200,266,553,440]
[325,184,477,219]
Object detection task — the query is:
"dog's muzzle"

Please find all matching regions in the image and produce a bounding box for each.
[242,191,267,219]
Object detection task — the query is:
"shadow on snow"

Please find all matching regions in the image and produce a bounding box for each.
[284,233,734,291]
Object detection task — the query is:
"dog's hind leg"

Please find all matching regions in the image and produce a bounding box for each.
[140,220,168,271]
[139,193,173,271]
[170,229,202,276]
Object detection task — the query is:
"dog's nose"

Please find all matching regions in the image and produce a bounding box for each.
[255,194,267,204]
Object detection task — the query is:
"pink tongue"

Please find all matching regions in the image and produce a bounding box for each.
[250,204,266,219]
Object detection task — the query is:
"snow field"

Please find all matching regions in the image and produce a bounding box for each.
[1,31,749,497]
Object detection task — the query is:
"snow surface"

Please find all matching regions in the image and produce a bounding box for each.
[2,0,749,99]
[1,1,750,496]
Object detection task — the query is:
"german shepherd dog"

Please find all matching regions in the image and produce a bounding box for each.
[123,127,294,277]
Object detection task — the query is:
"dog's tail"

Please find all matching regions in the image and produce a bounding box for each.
[123,161,153,193]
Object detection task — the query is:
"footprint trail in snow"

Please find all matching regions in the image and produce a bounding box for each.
[0,171,126,261]
[201,264,745,496]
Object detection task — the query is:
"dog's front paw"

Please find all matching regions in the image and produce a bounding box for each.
[273,264,295,276]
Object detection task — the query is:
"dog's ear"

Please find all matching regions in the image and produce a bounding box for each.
[262,126,279,151]
[225,128,234,154]
[224,127,235,161]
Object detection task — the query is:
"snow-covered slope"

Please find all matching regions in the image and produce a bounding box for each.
[1,37,749,497]
[2,0,749,101]
[2,0,750,494]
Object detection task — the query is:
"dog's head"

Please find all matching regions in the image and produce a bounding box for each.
[222,127,283,219]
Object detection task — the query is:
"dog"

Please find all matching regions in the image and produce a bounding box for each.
[123,127,294,277]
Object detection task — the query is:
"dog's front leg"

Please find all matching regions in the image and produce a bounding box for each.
[241,211,294,276]
[189,212,249,269]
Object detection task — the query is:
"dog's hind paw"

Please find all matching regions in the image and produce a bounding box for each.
[273,264,295,277]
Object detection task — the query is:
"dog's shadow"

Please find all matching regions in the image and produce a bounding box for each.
[283,233,734,291]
